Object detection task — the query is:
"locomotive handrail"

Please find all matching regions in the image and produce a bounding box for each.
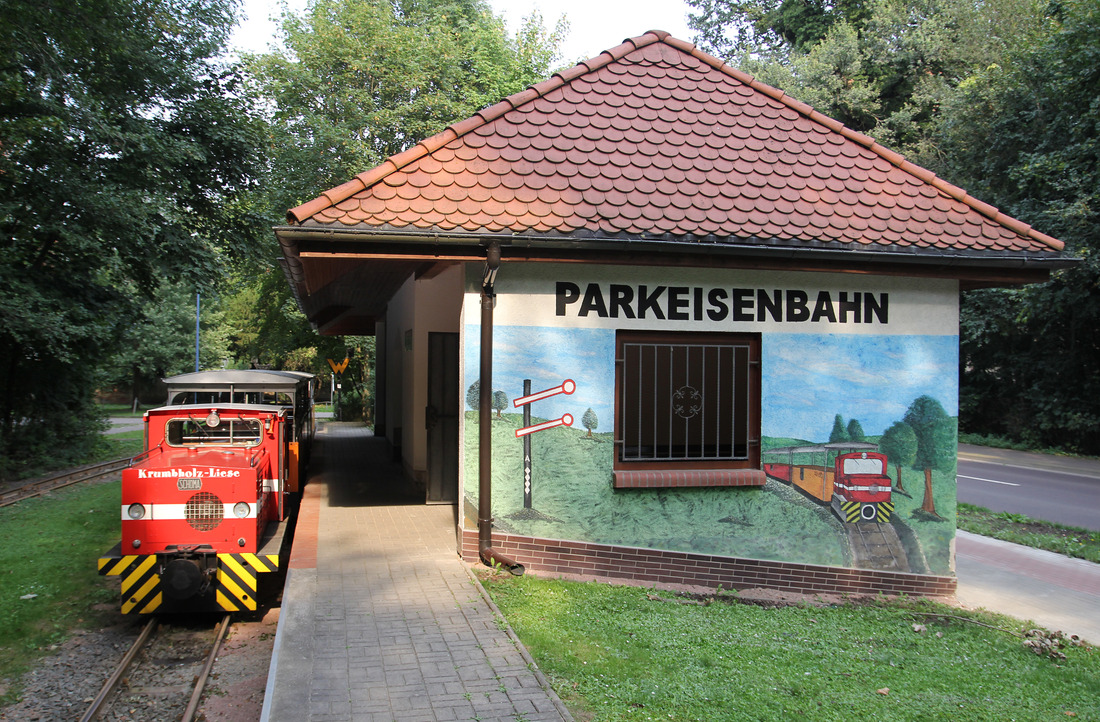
[249,447,269,468]
[128,442,163,467]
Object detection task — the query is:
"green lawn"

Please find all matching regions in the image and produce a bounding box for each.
[0,481,123,703]
[958,503,1100,564]
[483,573,1100,722]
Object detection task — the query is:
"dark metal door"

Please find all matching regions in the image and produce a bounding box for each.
[426,332,459,503]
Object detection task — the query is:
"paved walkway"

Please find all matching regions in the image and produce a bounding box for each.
[955,445,1100,645]
[956,531,1100,644]
[261,423,571,722]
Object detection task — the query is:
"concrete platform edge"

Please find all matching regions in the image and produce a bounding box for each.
[464,565,575,722]
[260,566,316,722]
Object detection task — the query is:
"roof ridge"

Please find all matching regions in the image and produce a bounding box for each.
[286,31,1064,253]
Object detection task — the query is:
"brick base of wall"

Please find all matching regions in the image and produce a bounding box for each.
[462,529,956,598]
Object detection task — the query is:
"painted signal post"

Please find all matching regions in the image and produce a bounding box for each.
[514,379,575,510]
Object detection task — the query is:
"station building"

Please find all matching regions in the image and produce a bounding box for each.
[276,31,1071,596]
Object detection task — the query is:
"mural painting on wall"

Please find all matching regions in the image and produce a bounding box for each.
[462,268,959,577]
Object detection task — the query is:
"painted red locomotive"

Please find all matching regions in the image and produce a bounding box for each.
[763,443,894,523]
[98,370,314,613]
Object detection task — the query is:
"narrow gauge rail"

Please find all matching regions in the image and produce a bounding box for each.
[0,457,129,509]
[79,614,231,722]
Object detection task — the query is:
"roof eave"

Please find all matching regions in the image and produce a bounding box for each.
[275,225,1078,275]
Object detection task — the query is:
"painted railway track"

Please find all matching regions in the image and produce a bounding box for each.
[80,614,232,722]
[0,457,130,508]
[846,521,911,572]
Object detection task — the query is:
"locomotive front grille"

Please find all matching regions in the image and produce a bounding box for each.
[186,491,223,531]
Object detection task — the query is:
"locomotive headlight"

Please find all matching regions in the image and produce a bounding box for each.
[127,503,146,520]
[206,410,221,428]
[233,502,250,518]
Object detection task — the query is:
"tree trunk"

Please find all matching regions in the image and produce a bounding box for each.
[893,464,907,494]
[921,467,937,514]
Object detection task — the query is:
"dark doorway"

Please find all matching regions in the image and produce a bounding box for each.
[426,332,459,503]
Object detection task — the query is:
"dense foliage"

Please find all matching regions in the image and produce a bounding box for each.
[943,0,1100,452]
[0,0,564,476]
[688,0,1099,454]
[0,0,266,476]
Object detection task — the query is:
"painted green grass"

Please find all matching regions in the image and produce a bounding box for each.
[466,412,849,567]
[958,503,1100,564]
[465,413,957,573]
[483,574,1100,722]
[0,481,123,702]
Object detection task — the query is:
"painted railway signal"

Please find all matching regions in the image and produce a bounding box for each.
[513,379,576,511]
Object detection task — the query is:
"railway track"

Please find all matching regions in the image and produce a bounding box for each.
[0,457,130,508]
[80,614,232,722]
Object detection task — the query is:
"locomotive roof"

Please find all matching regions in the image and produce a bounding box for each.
[147,403,291,415]
[164,369,314,390]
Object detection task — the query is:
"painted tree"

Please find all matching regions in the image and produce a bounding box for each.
[466,380,480,411]
[902,396,956,517]
[846,418,865,443]
[491,390,508,419]
[581,408,598,438]
[829,414,849,443]
[878,421,917,496]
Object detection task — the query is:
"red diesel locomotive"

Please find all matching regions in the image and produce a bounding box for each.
[98,370,314,614]
[763,443,894,523]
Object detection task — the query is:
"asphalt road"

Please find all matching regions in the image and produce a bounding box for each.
[957,444,1100,531]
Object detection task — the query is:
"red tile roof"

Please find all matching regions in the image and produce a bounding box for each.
[286,31,1063,255]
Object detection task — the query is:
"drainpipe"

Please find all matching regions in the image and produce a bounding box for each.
[477,243,524,575]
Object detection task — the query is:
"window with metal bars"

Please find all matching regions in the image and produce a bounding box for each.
[615,331,760,471]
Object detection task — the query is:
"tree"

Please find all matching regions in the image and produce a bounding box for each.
[902,396,955,518]
[99,282,233,405]
[0,0,265,476]
[846,418,865,442]
[941,0,1100,454]
[581,408,598,438]
[491,390,508,419]
[690,0,1046,163]
[829,414,848,443]
[878,421,917,496]
[246,0,567,218]
[466,380,480,411]
[687,0,871,59]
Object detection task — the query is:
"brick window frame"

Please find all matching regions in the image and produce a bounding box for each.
[613,331,764,489]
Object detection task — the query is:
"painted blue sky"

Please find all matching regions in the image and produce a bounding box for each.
[466,326,958,443]
[465,325,616,425]
[762,333,959,442]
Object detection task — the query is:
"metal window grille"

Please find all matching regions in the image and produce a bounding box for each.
[619,341,751,462]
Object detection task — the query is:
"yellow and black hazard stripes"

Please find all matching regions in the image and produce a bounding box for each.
[215,553,279,611]
[98,554,163,614]
[98,551,279,614]
[835,500,894,523]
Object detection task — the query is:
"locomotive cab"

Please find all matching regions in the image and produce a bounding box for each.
[99,403,296,613]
